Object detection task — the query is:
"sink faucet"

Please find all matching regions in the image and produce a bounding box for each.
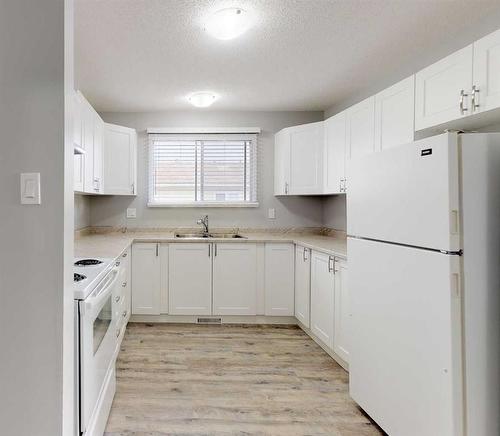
[197,215,209,235]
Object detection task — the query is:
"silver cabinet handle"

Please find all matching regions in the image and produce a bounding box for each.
[471,85,480,112]
[215,243,217,257]
[131,183,135,194]
[328,256,334,273]
[122,252,127,258]
[333,257,338,274]
[115,261,121,267]
[122,282,127,287]
[208,244,211,257]
[285,182,289,195]
[115,295,121,303]
[459,89,469,115]
[116,329,121,338]
[122,310,127,318]
[303,247,308,261]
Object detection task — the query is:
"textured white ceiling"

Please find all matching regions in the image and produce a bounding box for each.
[75,0,500,112]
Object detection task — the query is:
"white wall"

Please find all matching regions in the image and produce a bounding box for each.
[322,195,347,231]
[91,110,325,229]
[75,194,91,230]
[0,1,74,435]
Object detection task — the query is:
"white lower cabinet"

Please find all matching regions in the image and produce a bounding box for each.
[310,250,335,349]
[333,258,349,363]
[264,243,295,316]
[131,243,161,315]
[294,245,311,327]
[213,243,257,316]
[168,243,212,315]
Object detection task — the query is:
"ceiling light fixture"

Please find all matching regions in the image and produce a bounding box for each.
[187,92,218,108]
[204,7,253,40]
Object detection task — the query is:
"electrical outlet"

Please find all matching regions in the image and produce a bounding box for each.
[268,208,276,219]
[126,208,137,218]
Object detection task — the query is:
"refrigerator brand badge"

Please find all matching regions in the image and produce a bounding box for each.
[421,148,433,157]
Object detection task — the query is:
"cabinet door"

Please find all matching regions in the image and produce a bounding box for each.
[415,45,473,131]
[169,243,212,315]
[274,129,290,195]
[289,122,324,194]
[346,96,375,162]
[131,243,161,315]
[264,243,295,316]
[103,123,137,195]
[213,243,257,315]
[92,115,104,194]
[294,245,311,327]
[324,112,346,194]
[473,28,500,114]
[333,258,349,363]
[310,251,335,348]
[375,75,415,151]
[82,100,95,193]
[73,92,85,192]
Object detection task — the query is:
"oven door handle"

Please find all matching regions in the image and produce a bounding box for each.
[84,267,120,313]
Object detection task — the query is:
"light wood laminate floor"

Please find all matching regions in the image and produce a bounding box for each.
[105,323,384,436]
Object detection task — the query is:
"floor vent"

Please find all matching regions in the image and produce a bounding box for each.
[197,317,222,324]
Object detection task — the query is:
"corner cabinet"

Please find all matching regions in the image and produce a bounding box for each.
[73,90,137,196]
[103,123,137,195]
[324,112,347,194]
[274,121,324,196]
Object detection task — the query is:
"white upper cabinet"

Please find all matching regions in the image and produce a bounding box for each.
[375,75,415,151]
[213,243,257,316]
[274,129,290,195]
[473,28,500,114]
[264,243,295,316]
[324,111,346,194]
[295,245,311,327]
[288,122,324,195]
[310,250,335,348]
[274,121,324,196]
[92,116,104,194]
[168,243,212,315]
[333,258,349,363]
[103,123,137,195]
[415,45,473,131]
[346,96,376,162]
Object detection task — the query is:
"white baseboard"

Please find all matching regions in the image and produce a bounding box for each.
[129,314,298,325]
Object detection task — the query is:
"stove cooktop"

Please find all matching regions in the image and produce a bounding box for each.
[74,258,104,267]
[73,257,113,300]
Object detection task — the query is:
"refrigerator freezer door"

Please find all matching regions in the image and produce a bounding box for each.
[348,237,463,436]
[347,132,460,252]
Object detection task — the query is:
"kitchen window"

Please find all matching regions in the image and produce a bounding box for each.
[148,133,258,207]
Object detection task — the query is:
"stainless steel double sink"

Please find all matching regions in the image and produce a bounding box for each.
[174,232,246,239]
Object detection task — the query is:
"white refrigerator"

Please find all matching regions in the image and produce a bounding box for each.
[347,132,500,436]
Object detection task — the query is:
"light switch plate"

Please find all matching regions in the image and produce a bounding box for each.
[126,208,137,218]
[268,208,276,219]
[20,173,41,205]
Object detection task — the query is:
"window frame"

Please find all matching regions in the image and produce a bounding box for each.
[147,133,259,208]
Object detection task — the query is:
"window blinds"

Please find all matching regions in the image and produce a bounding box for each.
[148,133,258,206]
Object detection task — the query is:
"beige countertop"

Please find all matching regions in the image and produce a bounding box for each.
[74,230,347,261]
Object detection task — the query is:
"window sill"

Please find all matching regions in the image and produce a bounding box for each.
[147,202,260,208]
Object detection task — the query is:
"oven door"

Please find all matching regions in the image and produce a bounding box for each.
[79,266,120,433]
